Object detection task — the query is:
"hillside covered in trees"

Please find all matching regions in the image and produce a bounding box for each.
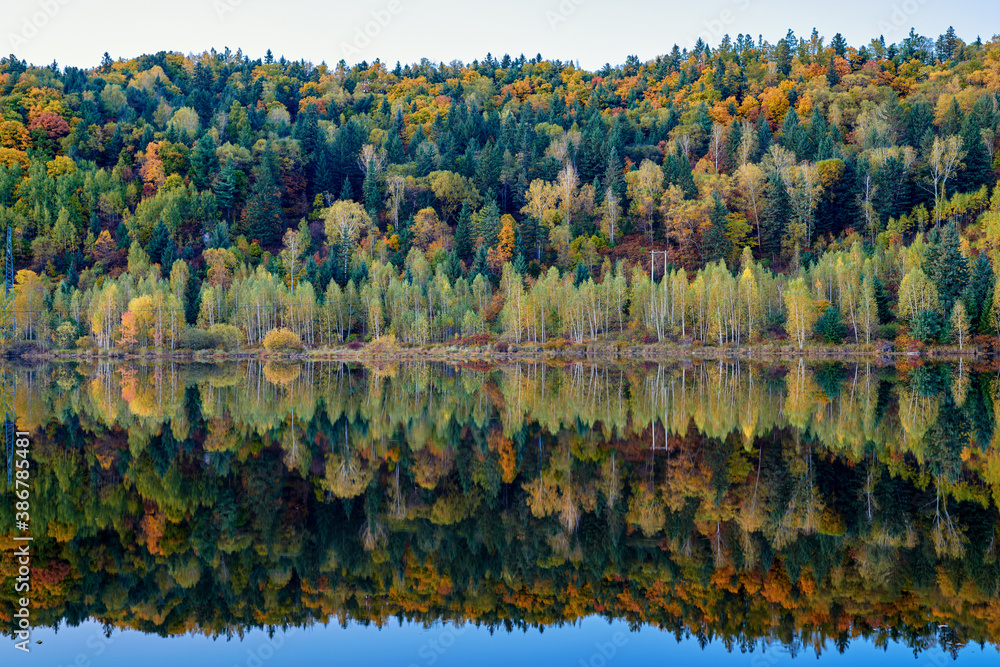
[3,28,1000,351]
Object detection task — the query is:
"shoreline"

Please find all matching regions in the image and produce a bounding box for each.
[10,341,992,364]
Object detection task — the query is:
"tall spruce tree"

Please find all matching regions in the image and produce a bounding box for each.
[705,190,732,263]
[454,200,473,262]
[963,251,994,333]
[190,133,218,191]
[760,174,790,262]
[239,150,284,247]
[931,220,970,316]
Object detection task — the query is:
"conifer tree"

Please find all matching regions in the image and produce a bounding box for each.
[931,221,970,315]
[963,252,994,333]
[455,200,473,261]
[761,174,790,262]
[214,157,237,222]
[190,133,218,190]
[470,245,489,279]
[705,191,732,263]
[240,156,283,247]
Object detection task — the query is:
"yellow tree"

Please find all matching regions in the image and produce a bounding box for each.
[600,186,621,245]
[555,163,579,227]
[928,135,965,228]
[412,207,452,252]
[735,163,766,249]
[118,311,139,349]
[626,159,664,240]
[738,266,760,342]
[13,270,47,340]
[897,266,939,322]
[488,214,516,274]
[521,179,557,260]
[325,200,372,274]
[279,225,307,289]
[784,277,818,349]
[662,187,710,267]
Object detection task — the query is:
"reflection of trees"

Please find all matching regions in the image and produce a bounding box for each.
[322,420,373,498]
[3,360,1000,656]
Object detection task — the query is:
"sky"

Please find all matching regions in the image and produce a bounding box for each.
[3,0,1000,71]
[30,617,1000,667]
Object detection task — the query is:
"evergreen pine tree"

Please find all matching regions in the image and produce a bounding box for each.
[872,274,892,323]
[470,245,489,279]
[959,115,992,191]
[663,143,697,199]
[147,220,170,265]
[314,254,330,288]
[455,200,473,261]
[239,154,284,247]
[760,174,790,262]
[363,162,380,224]
[184,270,201,325]
[161,237,178,270]
[477,193,501,250]
[445,249,463,280]
[214,157,237,222]
[339,176,353,201]
[724,119,742,170]
[963,251,994,333]
[754,114,772,161]
[190,133,218,190]
[705,190,732,263]
[931,220,970,315]
[826,55,840,86]
[304,255,318,287]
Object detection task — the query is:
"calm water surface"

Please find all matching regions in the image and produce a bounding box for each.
[2,360,999,665]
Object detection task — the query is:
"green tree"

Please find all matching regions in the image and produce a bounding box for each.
[705,190,732,263]
[214,157,237,222]
[240,155,284,246]
[190,133,218,190]
[455,200,473,261]
[962,252,993,333]
[930,221,969,315]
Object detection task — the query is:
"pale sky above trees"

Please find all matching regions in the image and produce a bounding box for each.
[6,0,1000,70]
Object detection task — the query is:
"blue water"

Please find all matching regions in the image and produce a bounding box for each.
[19,617,1000,667]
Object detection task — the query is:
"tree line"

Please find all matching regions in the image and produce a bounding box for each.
[1,29,1000,350]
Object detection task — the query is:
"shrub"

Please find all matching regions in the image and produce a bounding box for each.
[543,338,568,350]
[76,335,95,350]
[209,323,242,349]
[814,306,846,344]
[909,309,942,343]
[4,340,46,356]
[366,334,399,354]
[877,322,900,340]
[457,334,491,346]
[179,327,219,350]
[262,327,303,351]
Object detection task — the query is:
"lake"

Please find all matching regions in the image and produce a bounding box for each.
[2,359,999,665]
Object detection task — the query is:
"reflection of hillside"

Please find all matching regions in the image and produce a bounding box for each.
[1,360,999,658]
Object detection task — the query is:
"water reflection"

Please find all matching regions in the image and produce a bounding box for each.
[2,359,999,659]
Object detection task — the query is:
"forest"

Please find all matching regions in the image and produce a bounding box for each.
[1,360,999,657]
[3,29,1000,352]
